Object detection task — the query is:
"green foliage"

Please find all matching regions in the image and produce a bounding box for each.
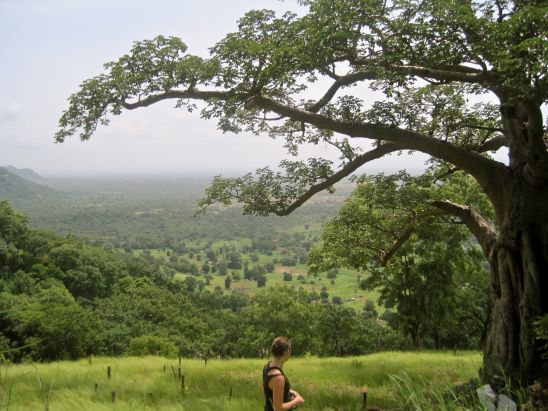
[0,282,100,361]
[309,171,490,348]
[0,195,485,365]
[127,335,178,358]
[535,315,548,360]
[236,286,317,356]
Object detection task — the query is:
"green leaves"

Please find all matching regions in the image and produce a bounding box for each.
[196,158,336,216]
[308,168,493,273]
[307,168,491,348]
[55,36,215,142]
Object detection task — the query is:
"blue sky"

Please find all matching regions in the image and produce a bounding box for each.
[0,0,436,176]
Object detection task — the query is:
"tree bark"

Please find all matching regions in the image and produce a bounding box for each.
[482,205,548,384]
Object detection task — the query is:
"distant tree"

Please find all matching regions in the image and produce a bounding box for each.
[251,237,276,255]
[249,265,266,281]
[256,274,267,288]
[280,256,297,266]
[201,262,210,274]
[316,304,357,356]
[297,248,308,264]
[183,276,197,293]
[238,286,316,356]
[320,287,329,301]
[227,251,242,269]
[363,300,378,320]
[264,262,275,273]
[206,249,216,262]
[225,274,232,290]
[216,260,228,276]
[283,272,293,282]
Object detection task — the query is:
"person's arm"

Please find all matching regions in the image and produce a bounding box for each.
[270,374,305,411]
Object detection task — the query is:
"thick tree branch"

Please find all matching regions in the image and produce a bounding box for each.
[251,95,505,190]
[353,59,495,84]
[121,89,233,109]
[479,135,509,152]
[429,199,497,256]
[114,88,509,207]
[276,142,401,215]
[523,100,548,186]
[381,219,418,266]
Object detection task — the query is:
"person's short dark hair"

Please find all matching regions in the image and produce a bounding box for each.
[271,336,290,357]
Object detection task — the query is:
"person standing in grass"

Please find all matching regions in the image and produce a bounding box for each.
[263,336,305,411]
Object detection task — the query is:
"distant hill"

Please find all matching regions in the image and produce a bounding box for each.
[0,167,66,210]
[2,165,49,185]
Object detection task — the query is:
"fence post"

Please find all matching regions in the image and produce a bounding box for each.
[107,366,112,380]
[181,374,185,392]
[94,383,98,393]
[229,386,233,400]
[361,387,368,410]
[111,391,116,403]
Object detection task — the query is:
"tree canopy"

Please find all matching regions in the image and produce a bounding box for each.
[56,0,547,384]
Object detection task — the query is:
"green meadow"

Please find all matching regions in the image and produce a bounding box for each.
[1,352,482,411]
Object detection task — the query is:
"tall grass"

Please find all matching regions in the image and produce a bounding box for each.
[0,351,481,410]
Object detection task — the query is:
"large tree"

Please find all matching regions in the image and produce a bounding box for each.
[308,171,491,349]
[56,0,547,383]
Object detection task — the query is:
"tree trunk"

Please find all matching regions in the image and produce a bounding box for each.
[483,223,548,384]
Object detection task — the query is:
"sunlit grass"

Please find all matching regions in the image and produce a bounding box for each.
[0,352,481,410]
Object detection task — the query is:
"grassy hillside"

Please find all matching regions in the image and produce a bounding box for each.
[0,352,481,411]
[0,167,66,208]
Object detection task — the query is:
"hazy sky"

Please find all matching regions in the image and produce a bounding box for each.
[0,0,438,177]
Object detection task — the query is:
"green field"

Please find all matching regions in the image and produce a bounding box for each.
[143,241,378,313]
[1,352,482,410]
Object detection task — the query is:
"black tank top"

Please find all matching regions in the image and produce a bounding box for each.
[263,361,291,411]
